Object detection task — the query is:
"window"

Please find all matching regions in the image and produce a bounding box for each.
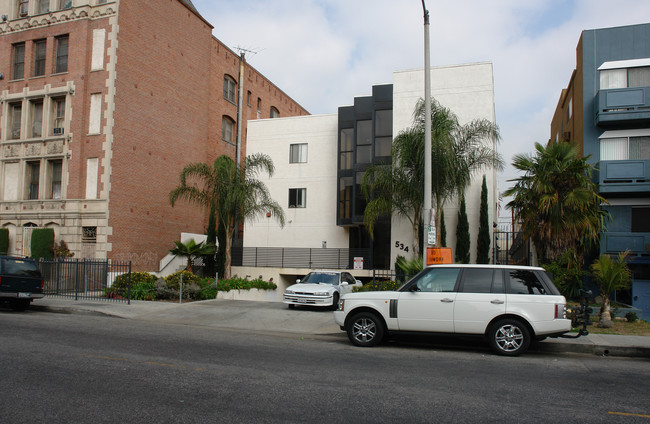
[375,110,392,158]
[18,0,29,16]
[459,269,505,293]
[270,106,279,119]
[37,0,48,13]
[89,93,102,134]
[26,161,40,200]
[222,116,235,143]
[9,102,22,140]
[48,159,62,199]
[55,35,69,73]
[338,177,352,219]
[601,136,650,160]
[91,29,105,70]
[52,97,66,134]
[356,120,372,164]
[247,91,251,107]
[30,99,43,138]
[600,66,650,89]
[632,207,650,232]
[223,75,237,103]
[13,43,25,80]
[33,39,47,77]
[59,0,72,9]
[289,143,307,163]
[85,158,98,199]
[288,188,306,208]
[257,98,262,119]
[567,97,572,121]
[96,0,107,4]
[507,270,546,295]
[412,267,460,292]
[339,128,353,170]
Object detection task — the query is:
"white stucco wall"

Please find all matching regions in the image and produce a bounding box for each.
[392,63,499,264]
[244,114,349,249]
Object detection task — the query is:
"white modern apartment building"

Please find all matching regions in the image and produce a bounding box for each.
[235,63,499,292]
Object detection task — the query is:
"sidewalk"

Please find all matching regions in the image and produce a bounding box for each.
[30,297,650,358]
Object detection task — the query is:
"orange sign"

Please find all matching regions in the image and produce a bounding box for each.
[426,247,453,265]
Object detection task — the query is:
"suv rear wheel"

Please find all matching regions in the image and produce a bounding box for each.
[11,299,30,312]
[347,312,384,347]
[488,318,530,356]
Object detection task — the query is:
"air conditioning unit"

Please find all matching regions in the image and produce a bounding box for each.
[53,128,64,135]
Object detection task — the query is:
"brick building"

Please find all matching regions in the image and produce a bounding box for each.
[0,0,308,270]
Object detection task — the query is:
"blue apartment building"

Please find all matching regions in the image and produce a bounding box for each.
[551,23,650,318]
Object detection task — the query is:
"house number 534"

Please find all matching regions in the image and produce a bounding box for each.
[394,241,409,252]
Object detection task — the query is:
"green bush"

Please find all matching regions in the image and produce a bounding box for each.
[625,311,638,323]
[30,228,54,259]
[164,270,201,290]
[216,277,277,292]
[0,228,8,255]
[130,281,157,301]
[354,279,401,292]
[112,272,157,290]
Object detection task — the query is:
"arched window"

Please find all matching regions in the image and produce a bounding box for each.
[223,75,237,103]
[222,116,235,143]
[270,106,279,119]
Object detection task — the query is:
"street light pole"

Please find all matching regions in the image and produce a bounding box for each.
[422,0,432,267]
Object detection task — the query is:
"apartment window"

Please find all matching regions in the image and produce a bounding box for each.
[601,136,650,160]
[339,177,352,219]
[48,159,62,199]
[89,93,102,134]
[51,97,66,134]
[37,0,48,13]
[30,99,43,138]
[289,143,307,163]
[33,39,47,77]
[59,0,72,9]
[96,0,107,4]
[270,106,279,119]
[26,161,40,200]
[9,102,22,140]
[55,35,69,73]
[85,158,98,199]
[356,120,372,164]
[257,98,262,119]
[247,91,252,107]
[601,66,650,89]
[567,98,572,121]
[18,0,29,17]
[375,110,392,158]
[289,188,306,208]
[13,43,25,80]
[632,207,650,233]
[339,128,353,170]
[222,116,235,143]
[223,75,237,103]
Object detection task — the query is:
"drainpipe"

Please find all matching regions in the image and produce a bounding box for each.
[236,52,245,168]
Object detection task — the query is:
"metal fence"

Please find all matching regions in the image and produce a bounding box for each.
[492,225,530,265]
[232,247,374,270]
[36,258,132,303]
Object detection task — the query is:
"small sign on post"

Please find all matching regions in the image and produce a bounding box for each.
[354,257,364,270]
[426,247,453,265]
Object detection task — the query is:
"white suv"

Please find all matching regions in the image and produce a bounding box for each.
[334,264,571,356]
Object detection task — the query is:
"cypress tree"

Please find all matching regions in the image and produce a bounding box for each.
[440,210,447,247]
[477,175,490,264]
[455,197,470,263]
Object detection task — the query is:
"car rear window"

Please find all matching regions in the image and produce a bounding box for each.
[507,269,546,295]
[1,258,42,277]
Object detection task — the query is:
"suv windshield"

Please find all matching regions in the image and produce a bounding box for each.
[301,272,339,285]
[1,258,42,277]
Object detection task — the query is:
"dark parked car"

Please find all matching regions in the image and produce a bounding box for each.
[0,256,45,311]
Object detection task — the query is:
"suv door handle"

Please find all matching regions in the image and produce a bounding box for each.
[490,299,504,304]
[440,298,454,303]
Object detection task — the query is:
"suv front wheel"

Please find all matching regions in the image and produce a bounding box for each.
[488,318,531,356]
[347,312,384,347]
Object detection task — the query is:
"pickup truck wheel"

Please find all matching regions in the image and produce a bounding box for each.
[488,318,530,356]
[331,293,339,311]
[347,312,384,347]
[287,304,295,309]
[11,299,30,312]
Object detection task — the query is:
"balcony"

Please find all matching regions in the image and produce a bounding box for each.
[596,87,650,127]
[602,232,650,256]
[599,160,650,194]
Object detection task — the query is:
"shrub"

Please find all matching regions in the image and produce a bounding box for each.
[130,281,157,301]
[625,311,638,323]
[354,279,401,292]
[164,270,201,290]
[0,228,8,255]
[30,228,54,259]
[112,271,157,291]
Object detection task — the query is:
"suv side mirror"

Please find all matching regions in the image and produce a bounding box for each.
[296,279,301,284]
[341,281,349,286]
[408,284,420,292]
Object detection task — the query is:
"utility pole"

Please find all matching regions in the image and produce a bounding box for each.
[422,0,432,267]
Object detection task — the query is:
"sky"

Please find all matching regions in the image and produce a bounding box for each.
[192,0,650,218]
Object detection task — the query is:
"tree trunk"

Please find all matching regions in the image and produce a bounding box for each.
[598,297,614,328]
[412,209,421,258]
[224,220,234,280]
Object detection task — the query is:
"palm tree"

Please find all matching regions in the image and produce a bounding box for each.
[504,141,609,264]
[362,98,502,256]
[590,251,631,328]
[170,154,285,279]
[169,239,216,273]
